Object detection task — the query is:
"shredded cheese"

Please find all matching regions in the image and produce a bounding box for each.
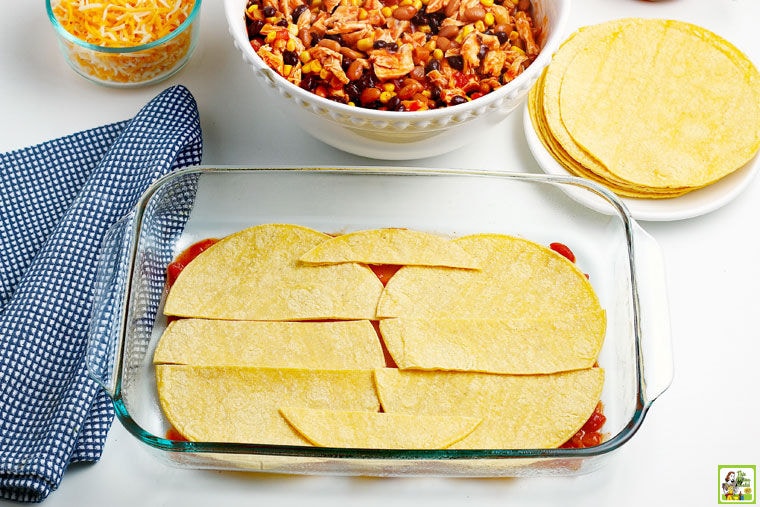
[52,0,196,84]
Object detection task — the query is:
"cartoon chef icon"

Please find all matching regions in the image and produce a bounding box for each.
[723,471,738,500]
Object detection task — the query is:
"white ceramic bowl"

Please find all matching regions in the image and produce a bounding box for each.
[224,0,570,159]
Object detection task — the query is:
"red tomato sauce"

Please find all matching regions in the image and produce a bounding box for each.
[369,264,401,286]
[165,427,187,442]
[166,238,219,288]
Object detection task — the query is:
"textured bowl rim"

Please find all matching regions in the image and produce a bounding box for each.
[224,0,570,121]
[46,0,203,53]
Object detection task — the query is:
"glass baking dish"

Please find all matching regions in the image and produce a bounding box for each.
[86,166,673,477]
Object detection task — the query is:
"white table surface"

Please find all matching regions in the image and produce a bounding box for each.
[2,0,758,505]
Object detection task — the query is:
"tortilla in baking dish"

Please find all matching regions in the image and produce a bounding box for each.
[376,233,603,320]
[299,228,480,269]
[153,318,384,368]
[156,366,379,445]
[163,223,383,321]
[375,367,605,449]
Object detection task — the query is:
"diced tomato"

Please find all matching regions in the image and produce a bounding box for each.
[560,402,605,449]
[549,242,576,263]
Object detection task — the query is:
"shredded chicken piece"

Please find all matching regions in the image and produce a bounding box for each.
[310,46,350,83]
[514,10,539,56]
[371,43,415,80]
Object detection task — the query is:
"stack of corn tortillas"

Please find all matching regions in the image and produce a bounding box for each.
[155,224,606,450]
[528,18,760,199]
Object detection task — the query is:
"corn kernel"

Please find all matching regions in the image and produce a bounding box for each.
[357,37,374,52]
[383,83,396,92]
[379,91,394,103]
[422,90,431,97]
[286,39,297,52]
[474,20,486,32]
[413,0,423,10]
[480,0,494,6]
[418,25,431,33]
[283,64,293,76]
[265,30,277,43]
[358,7,368,20]
[432,48,443,60]
[299,51,311,63]
[400,0,413,5]
[319,68,330,80]
[484,12,495,26]
[381,6,393,17]
[246,4,258,13]
[456,24,474,43]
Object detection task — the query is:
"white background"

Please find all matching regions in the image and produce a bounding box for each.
[1,0,758,505]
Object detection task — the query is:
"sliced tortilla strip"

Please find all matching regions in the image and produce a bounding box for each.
[376,234,602,319]
[279,407,481,449]
[163,223,383,320]
[375,367,604,449]
[156,366,379,445]
[300,228,480,269]
[379,311,606,374]
[153,318,385,368]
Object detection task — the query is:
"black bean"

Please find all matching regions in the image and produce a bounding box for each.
[478,44,488,60]
[345,83,362,103]
[246,19,265,37]
[425,59,440,73]
[291,4,308,23]
[283,50,298,66]
[262,5,276,17]
[446,55,464,71]
[300,75,317,90]
[450,95,467,106]
[276,18,289,27]
[495,31,508,45]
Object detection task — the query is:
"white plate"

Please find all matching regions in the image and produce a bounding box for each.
[522,105,760,221]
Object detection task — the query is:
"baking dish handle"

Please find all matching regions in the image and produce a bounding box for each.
[86,213,135,398]
[633,223,674,406]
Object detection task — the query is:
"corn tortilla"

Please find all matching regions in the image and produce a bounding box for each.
[279,408,482,449]
[153,318,384,368]
[156,366,379,444]
[299,228,480,269]
[376,233,602,319]
[379,310,606,374]
[375,367,605,449]
[559,19,760,189]
[163,223,383,320]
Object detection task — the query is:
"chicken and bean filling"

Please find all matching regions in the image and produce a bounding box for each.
[245,0,540,110]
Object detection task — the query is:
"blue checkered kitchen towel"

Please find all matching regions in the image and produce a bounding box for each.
[0,85,203,502]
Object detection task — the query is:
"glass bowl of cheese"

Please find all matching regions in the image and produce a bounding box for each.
[47,0,202,87]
